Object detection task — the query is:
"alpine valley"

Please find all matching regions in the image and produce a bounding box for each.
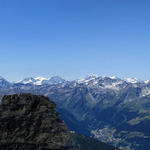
[1,75,150,150]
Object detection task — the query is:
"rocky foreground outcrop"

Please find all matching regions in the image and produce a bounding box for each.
[0,93,69,150]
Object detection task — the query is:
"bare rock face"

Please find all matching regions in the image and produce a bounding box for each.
[0,93,68,150]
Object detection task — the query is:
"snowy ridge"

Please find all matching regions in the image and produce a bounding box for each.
[77,74,99,83]
[16,75,150,88]
[1,75,150,95]
[17,77,48,85]
[17,76,66,85]
[34,77,49,85]
[124,78,139,84]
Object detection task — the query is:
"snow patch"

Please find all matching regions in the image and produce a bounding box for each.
[125,78,139,84]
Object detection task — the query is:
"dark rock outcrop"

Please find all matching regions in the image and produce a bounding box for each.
[0,93,68,150]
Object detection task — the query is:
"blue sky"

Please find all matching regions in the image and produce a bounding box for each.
[0,0,150,81]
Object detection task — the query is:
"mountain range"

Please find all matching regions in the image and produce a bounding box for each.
[1,75,150,149]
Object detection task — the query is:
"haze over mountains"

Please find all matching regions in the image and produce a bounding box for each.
[1,75,150,149]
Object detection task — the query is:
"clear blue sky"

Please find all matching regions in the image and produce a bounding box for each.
[0,0,150,81]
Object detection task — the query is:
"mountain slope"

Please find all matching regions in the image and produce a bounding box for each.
[68,132,118,150]
[1,75,150,149]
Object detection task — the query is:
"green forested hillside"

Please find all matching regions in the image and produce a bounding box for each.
[68,132,118,150]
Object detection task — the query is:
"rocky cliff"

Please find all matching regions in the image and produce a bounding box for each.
[0,93,69,150]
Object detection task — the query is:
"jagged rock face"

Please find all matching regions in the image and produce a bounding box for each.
[0,93,68,150]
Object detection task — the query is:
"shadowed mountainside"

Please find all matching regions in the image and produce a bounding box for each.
[0,93,116,150]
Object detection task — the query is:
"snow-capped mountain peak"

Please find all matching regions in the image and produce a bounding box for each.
[49,76,66,84]
[18,77,48,85]
[34,77,49,85]
[0,76,10,87]
[17,76,66,85]
[86,74,98,79]
[109,76,118,80]
[34,77,48,80]
[7,75,150,92]
[77,74,98,83]
[144,80,150,84]
[18,77,36,84]
[124,77,139,84]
